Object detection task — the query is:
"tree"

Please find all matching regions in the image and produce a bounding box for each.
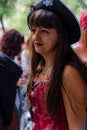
[6,0,38,36]
[1,0,87,37]
[0,0,17,31]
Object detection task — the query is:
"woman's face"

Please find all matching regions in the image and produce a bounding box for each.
[31,26,58,56]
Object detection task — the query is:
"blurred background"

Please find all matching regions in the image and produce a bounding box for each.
[0,0,87,38]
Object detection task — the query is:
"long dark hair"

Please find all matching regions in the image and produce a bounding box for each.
[28,9,87,120]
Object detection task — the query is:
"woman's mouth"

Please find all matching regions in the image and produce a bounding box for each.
[34,42,43,47]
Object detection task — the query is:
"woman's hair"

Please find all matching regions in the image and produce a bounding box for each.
[25,33,32,51]
[0,29,24,59]
[28,9,87,121]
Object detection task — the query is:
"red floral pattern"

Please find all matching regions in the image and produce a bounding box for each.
[29,75,69,130]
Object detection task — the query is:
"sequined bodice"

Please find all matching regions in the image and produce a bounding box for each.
[29,75,69,130]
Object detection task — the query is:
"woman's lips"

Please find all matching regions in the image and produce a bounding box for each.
[34,42,43,46]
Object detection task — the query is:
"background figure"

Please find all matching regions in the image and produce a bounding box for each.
[0,108,5,130]
[27,0,87,130]
[14,53,23,121]
[72,8,87,130]
[18,34,32,130]
[15,53,22,66]
[72,8,87,65]
[0,28,24,130]
[0,29,24,59]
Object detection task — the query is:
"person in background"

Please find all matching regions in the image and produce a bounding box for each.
[0,108,6,130]
[21,34,31,72]
[14,53,22,66]
[72,9,87,65]
[14,52,23,121]
[27,0,87,130]
[20,34,32,130]
[0,28,24,130]
[72,8,87,130]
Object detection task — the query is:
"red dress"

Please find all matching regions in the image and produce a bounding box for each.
[29,73,69,130]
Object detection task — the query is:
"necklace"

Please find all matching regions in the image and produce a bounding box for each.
[42,64,53,75]
[37,64,53,82]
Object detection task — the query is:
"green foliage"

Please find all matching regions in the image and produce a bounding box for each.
[7,8,29,36]
[0,0,38,36]
[1,0,87,37]
[0,0,17,17]
[63,0,87,18]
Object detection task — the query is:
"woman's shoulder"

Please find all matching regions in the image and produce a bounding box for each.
[63,64,86,95]
[63,64,78,77]
[63,64,85,87]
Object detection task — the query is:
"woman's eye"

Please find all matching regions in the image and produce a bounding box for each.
[42,29,49,33]
[31,28,36,34]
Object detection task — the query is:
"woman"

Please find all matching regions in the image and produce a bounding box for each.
[27,0,87,129]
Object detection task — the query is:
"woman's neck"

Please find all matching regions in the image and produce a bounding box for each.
[43,52,55,68]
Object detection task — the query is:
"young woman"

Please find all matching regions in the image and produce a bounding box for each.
[27,0,87,129]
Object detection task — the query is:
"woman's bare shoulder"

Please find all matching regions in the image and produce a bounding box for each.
[63,64,79,78]
[63,64,86,98]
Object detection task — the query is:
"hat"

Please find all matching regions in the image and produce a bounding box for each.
[80,9,87,29]
[27,0,81,45]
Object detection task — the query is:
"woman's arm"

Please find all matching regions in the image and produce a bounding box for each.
[6,105,20,130]
[62,65,86,130]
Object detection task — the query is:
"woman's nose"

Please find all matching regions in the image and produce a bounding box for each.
[33,31,41,41]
